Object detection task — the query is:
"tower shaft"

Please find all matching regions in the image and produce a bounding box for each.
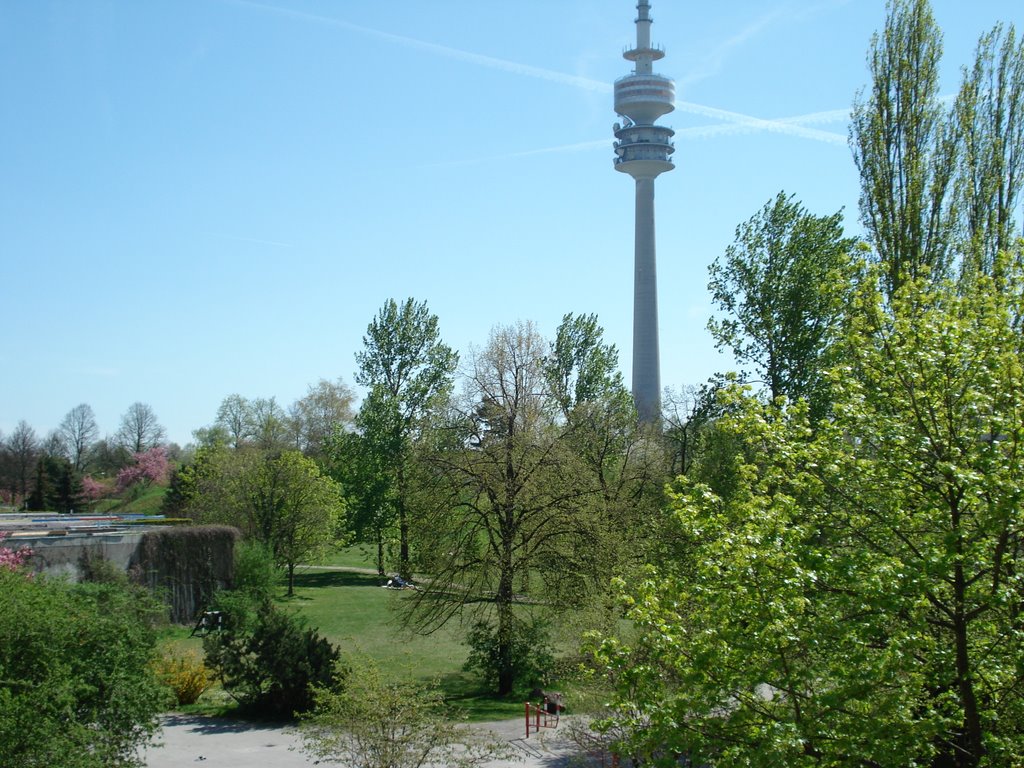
[613,0,674,423]
[632,178,660,423]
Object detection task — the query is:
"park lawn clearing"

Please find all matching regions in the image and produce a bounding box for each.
[280,565,526,720]
[156,552,566,722]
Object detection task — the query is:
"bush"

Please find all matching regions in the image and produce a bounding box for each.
[203,601,343,719]
[463,615,555,696]
[0,570,171,767]
[155,651,212,706]
[300,661,517,768]
[232,539,278,600]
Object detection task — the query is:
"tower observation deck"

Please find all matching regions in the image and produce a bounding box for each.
[613,0,674,424]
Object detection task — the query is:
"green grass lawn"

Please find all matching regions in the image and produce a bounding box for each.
[280,566,527,721]
[311,545,378,570]
[158,555,540,721]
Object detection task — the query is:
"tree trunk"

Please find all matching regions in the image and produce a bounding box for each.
[376,531,385,577]
[397,461,411,580]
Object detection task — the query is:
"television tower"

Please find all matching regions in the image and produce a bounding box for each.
[613,0,675,424]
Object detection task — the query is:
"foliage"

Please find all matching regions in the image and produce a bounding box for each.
[0,570,171,768]
[411,321,581,695]
[463,616,555,697]
[154,650,212,706]
[215,393,257,448]
[299,660,519,768]
[954,23,1024,275]
[541,313,667,618]
[176,447,345,596]
[851,0,954,296]
[327,425,398,576]
[661,377,725,477]
[161,442,222,516]
[232,538,278,601]
[707,191,857,420]
[203,601,344,719]
[544,312,626,419]
[591,261,1024,767]
[353,297,458,577]
[116,446,170,492]
[26,453,85,513]
[851,0,1024,293]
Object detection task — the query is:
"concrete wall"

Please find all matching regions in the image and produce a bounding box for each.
[21,531,145,581]
[15,526,238,623]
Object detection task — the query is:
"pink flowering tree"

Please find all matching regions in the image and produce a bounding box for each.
[81,475,107,502]
[116,447,170,494]
[0,531,32,571]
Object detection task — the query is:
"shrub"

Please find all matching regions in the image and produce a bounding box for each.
[155,651,212,706]
[300,660,517,768]
[463,615,555,696]
[203,601,343,719]
[0,571,171,767]
[232,539,278,600]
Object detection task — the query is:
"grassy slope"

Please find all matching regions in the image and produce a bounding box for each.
[94,484,169,516]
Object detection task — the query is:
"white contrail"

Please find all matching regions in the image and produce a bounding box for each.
[227,0,610,92]
[677,8,787,87]
[676,101,848,144]
[226,0,847,145]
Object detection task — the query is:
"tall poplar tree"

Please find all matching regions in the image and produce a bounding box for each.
[954,22,1024,278]
[850,0,957,297]
[353,298,457,578]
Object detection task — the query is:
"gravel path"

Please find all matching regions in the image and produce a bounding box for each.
[142,713,607,767]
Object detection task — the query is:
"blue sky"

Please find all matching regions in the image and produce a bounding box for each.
[2,0,1021,447]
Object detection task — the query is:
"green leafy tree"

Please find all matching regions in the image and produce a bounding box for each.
[411,322,582,695]
[852,0,1024,293]
[177,447,345,596]
[592,261,1024,767]
[215,393,255,449]
[850,0,956,296]
[661,378,725,478]
[544,312,627,420]
[954,22,1024,277]
[542,313,667,621]
[708,191,857,420]
[353,298,458,578]
[250,396,289,451]
[0,571,169,768]
[261,451,346,595]
[327,425,398,576]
